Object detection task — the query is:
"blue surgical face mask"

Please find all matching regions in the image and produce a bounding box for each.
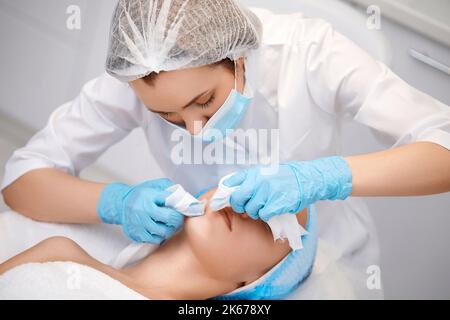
[161,60,253,142]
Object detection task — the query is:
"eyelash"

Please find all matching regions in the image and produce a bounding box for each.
[158,95,215,118]
[198,95,215,109]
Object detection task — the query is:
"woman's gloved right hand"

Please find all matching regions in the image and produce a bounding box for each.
[97,178,184,244]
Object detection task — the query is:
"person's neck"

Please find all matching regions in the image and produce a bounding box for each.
[122,231,239,300]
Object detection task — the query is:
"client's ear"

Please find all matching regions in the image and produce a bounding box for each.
[296,207,308,228]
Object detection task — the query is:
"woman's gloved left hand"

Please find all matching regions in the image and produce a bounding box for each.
[223,156,353,221]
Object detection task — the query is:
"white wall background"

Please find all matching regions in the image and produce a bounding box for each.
[0,0,449,299]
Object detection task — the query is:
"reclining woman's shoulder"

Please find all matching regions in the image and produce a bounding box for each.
[0,236,100,275]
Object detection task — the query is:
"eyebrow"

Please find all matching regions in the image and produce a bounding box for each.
[149,90,209,113]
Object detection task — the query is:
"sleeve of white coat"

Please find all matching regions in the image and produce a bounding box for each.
[304,21,450,150]
[1,72,146,190]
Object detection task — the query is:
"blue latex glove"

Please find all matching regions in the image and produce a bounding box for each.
[97,178,184,244]
[224,156,352,221]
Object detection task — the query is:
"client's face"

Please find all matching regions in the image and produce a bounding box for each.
[184,188,307,286]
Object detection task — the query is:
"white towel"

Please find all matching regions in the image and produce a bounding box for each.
[0,261,147,300]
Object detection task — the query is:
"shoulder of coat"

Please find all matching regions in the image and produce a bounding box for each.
[248,7,334,47]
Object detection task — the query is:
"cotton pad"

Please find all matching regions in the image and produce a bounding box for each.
[165,184,206,217]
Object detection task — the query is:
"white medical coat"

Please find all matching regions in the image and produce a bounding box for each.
[2,8,450,299]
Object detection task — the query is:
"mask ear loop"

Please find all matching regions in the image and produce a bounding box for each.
[234,59,238,90]
[234,58,248,94]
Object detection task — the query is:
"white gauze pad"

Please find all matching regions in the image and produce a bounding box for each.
[210,173,308,251]
[165,184,206,217]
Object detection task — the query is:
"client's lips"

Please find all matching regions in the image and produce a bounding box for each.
[220,208,233,232]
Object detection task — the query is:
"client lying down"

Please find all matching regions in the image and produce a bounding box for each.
[0,188,318,300]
